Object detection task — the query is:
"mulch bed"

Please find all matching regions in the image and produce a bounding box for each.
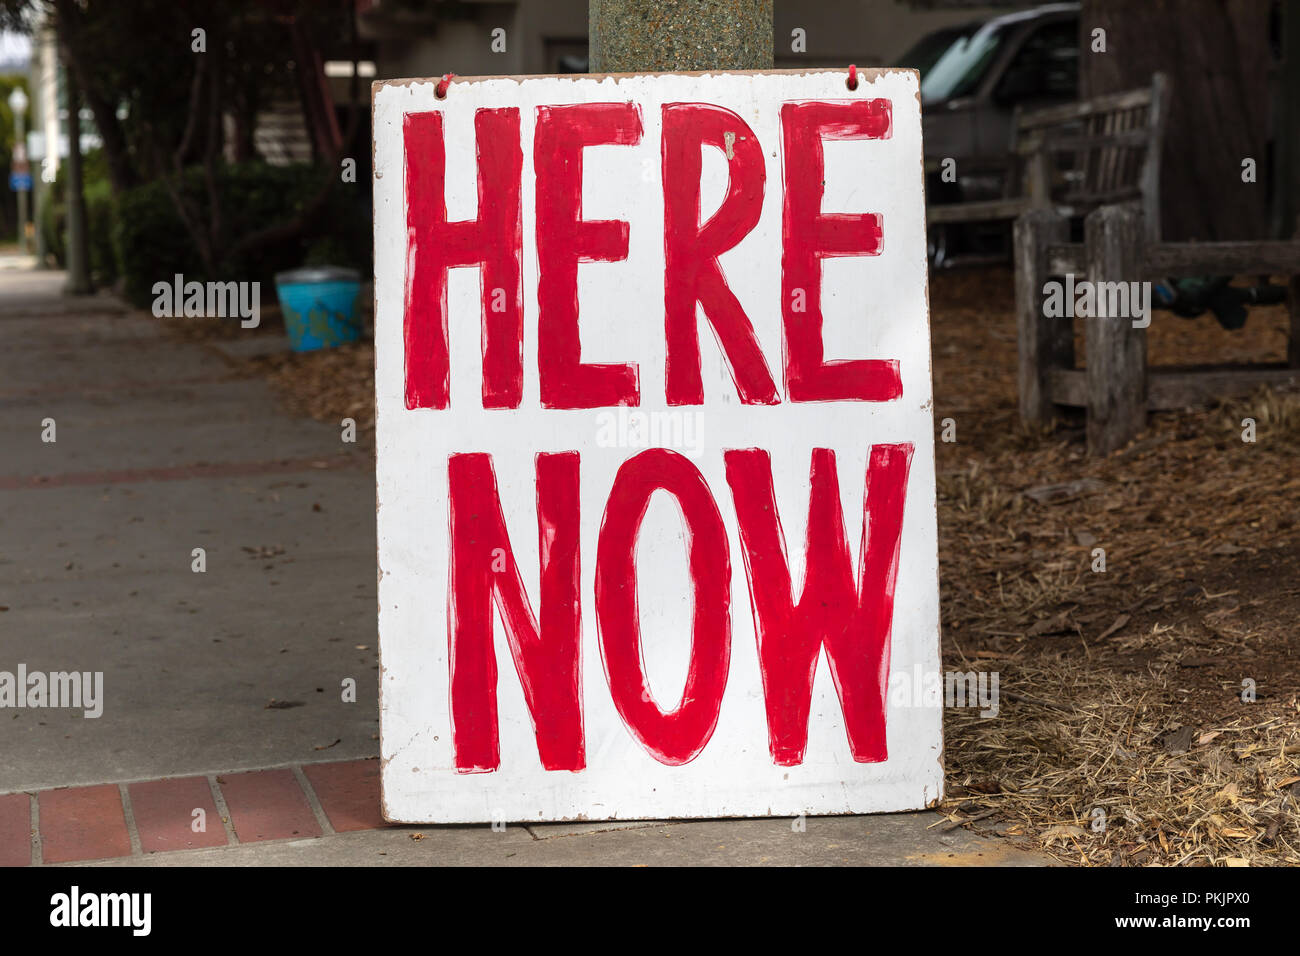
[246,341,376,436]
[169,265,1300,866]
[933,267,1300,866]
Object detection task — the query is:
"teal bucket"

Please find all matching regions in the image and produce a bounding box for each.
[275,267,363,351]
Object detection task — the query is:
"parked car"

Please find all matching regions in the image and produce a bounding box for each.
[898,3,1081,263]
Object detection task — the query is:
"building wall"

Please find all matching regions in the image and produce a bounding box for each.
[365,0,1031,80]
[361,0,588,80]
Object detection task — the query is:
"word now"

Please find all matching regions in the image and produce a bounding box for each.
[448,443,913,772]
[404,99,899,410]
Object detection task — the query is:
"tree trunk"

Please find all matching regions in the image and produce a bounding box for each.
[61,59,93,294]
[1276,2,1300,237]
[1080,0,1274,242]
[52,0,137,194]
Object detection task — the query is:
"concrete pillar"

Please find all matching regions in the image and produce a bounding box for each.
[589,0,773,73]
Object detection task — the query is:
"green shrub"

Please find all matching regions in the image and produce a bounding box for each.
[84,179,118,284]
[38,154,371,306]
[112,177,202,306]
[114,162,371,308]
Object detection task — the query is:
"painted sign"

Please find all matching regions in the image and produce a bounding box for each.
[373,68,940,823]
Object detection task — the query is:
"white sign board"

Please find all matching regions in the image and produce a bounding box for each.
[373,68,941,823]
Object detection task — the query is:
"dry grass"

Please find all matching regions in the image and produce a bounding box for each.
[944,660,1300,866]
[932,267,1300,866]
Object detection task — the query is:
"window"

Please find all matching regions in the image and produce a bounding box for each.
[995,19,1079,104]
[919,21,1013,104]
[993,19,1076,104]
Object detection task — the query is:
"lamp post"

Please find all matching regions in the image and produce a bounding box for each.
[8,86,29,252]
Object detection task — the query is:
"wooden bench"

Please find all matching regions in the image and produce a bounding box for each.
[1016,203,1300,456]
[927,74,1169,256]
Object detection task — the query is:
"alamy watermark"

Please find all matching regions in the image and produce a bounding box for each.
[1043,273,1151,329]
[50,886,150,936]
[889,665,999,717]
[151,274,260,328]
[595,408,704,455]
[0,665,103,718]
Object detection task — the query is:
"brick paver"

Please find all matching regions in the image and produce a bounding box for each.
[0,793,30,867]
[129,776,229,853]
[216,769,324,844]
[39,784,131,864]
[303,759,389,832]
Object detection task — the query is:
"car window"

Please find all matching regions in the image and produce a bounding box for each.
[918,21,1012,104]
[994,19,1079,103]
[898,25,973,80]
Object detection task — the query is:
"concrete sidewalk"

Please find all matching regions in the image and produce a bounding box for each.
[0,266,377,792]
[0,260,1050,866]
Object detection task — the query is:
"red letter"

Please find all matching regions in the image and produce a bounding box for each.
[595,449,730,765]
[724,444,913,765]
[662,104,777,405]
[780,100,900,402]
[535,103,641,409]
[404,109,523,410]
[448,452,583,772]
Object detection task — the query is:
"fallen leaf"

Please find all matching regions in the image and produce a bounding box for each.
[1096,614,1130,641]
[1024,479,1108,505]
[1155,726,1195,754]
[966,775,1002,794]
[1027,612,1076,636]
[1040,825,1088,844]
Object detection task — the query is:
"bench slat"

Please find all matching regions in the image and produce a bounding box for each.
[1050,365,1300,411]
[927,198,1030,224]
[1017,127,1152,155]
[1144,241,1300,275]
[1018,86,1156,129]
